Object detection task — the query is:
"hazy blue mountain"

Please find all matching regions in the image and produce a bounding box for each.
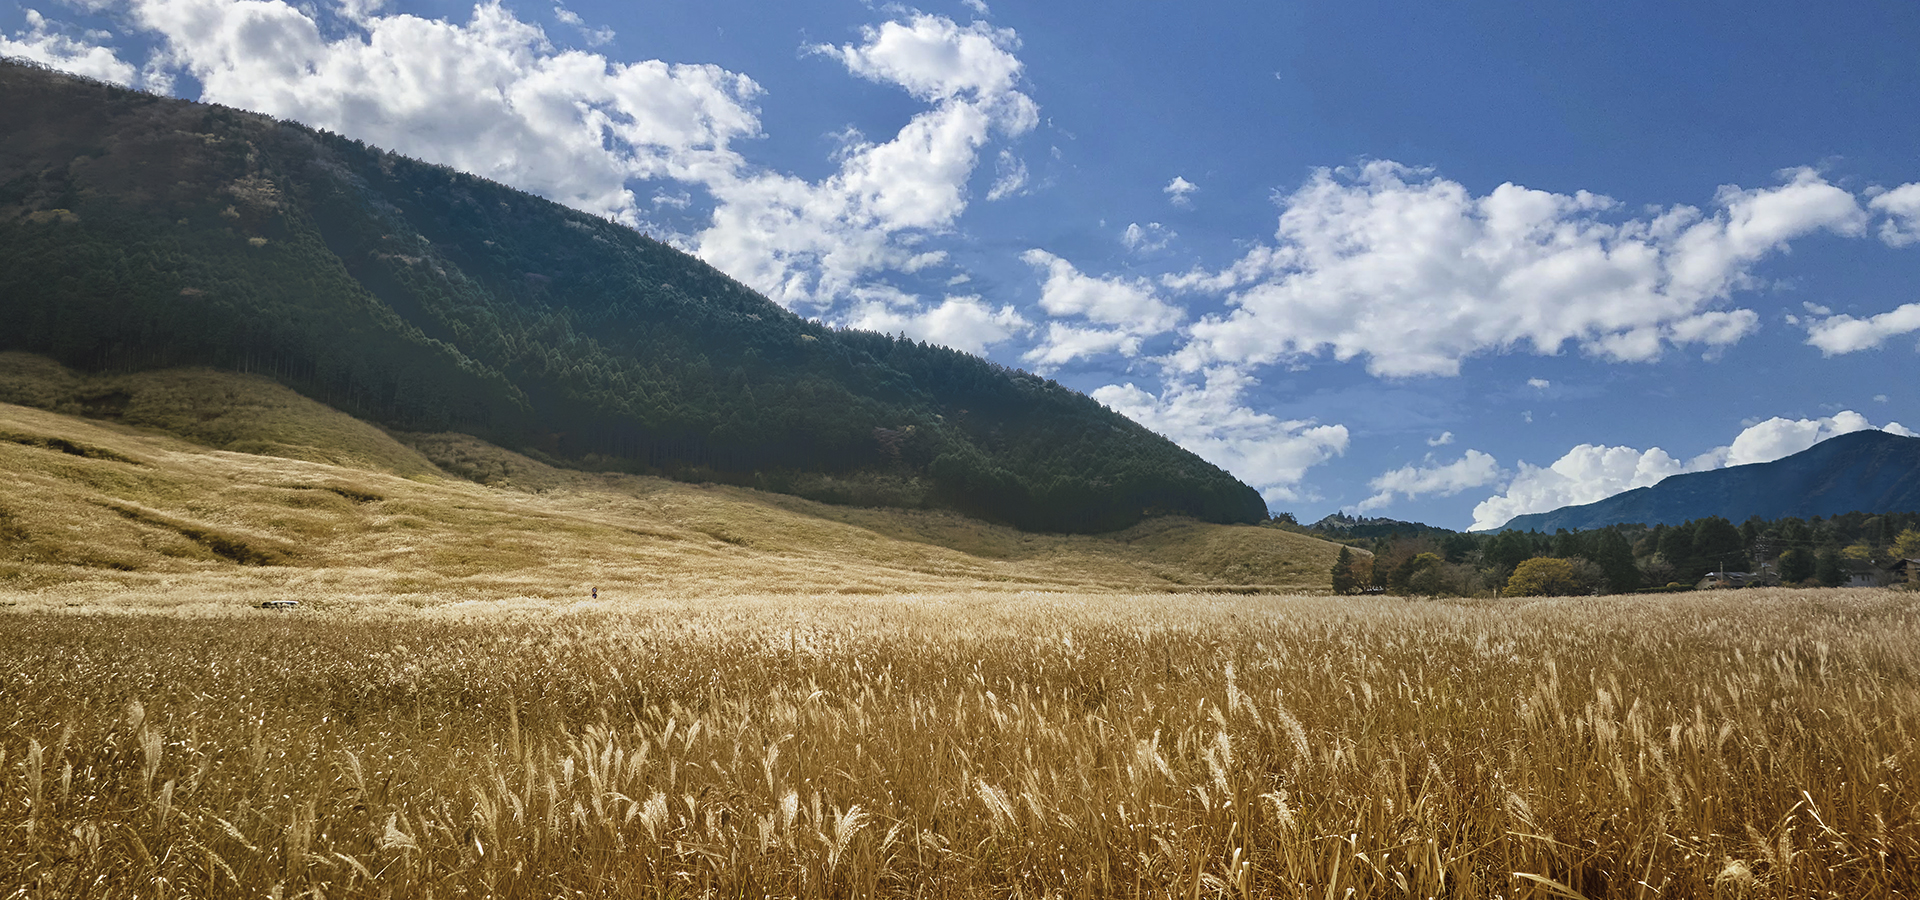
[1494,430,1920,532]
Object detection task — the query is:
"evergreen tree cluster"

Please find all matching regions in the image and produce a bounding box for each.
[0,60,1267,533]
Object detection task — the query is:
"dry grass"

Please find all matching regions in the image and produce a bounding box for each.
[5,361,1917,896]
[0,388,1338,599]
[0,353,440,478]
[1,589,1916,898]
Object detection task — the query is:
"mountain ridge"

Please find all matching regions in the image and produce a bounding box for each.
[1494,429,1920,532]
[0,58,1265,533]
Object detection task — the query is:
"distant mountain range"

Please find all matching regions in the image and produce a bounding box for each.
[0,59,1265,533]
[1308,512,1454,540]
[1494,430,1920,532]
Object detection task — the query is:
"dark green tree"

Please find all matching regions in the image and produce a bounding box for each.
[1483,530,1535,576]
[1552,528,1583,559]
[1591,529,1640,594]
[1777,548,1815,583]
[1740,516,1764,548]
[1389,552,1443,595]
[1814,548,1846,586]
[1659,525,1698,578]
[1640,523,1669,558]
[1330,546,1359,595]
[1778,517,1812,546]
[1693,516,1746,573]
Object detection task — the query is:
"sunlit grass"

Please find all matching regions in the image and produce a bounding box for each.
[0,385,1338,599]
[5,361,1916,896]
[1,589,1916,898]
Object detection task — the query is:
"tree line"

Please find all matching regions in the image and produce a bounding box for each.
[1312,510,1920,597]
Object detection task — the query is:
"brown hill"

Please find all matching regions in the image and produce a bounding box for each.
[0,358,1341,608]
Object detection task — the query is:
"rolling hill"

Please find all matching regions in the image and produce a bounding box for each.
[0,58,1265,533]
[0,360,1342,601]
[1495,429,1920,532]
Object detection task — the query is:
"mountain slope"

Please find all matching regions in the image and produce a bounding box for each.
[1496,430,1920,532]
[0,389,1340,598]
[0,59,1266,533]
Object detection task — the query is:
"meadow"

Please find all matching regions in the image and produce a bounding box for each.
[0,355,1337,600]
[2,588,1916,899]
[3,362,1918,897]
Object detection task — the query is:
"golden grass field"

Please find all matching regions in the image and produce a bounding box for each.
[3,589,1917,899]
[2,356,1918,898]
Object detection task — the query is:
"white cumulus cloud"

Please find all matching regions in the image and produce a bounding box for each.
[1164,175,1197,208]
[1092,368,1349,503]
[698,11,1038,307]
[1804,302,1920,355]
[1716,410,1915,467]
[844,293,1028,355]
[1170,162,1868,378]
[551,5,613,45]
[1122,221,1172,253]
[816,13,1023,103]
[127,0,762,226]
[1354,449,1502,513]
[1022,323,1139,368]
[1469,444,1702,532]
[1870,183,1920,247]
[1019,249,1182,366]
[1,8,138,84]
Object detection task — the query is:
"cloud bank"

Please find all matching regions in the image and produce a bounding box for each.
[1354,450,1501,513]
[1167,162,1867,378]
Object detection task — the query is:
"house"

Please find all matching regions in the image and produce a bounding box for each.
[1841,559,1892,588]
[1890,558,1918,586]
[1697,570,1775,590]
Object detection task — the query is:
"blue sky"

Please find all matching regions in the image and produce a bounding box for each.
[7,0,1920,530]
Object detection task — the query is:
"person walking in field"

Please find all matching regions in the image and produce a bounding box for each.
[591,586,598,599]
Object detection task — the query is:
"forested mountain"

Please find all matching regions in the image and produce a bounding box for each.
[0,59,1266,532]
[1496,430,1920,533]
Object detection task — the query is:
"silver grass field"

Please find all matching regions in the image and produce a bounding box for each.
[2,588,1916,899]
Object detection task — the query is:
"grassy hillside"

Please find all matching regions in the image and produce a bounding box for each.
[0,351,440,477]
[0,361,1340,602]
[0,59,1266,532]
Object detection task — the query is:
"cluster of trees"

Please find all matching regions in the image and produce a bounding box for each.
[1320,510,1920,597]
[0,60,1266,533]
